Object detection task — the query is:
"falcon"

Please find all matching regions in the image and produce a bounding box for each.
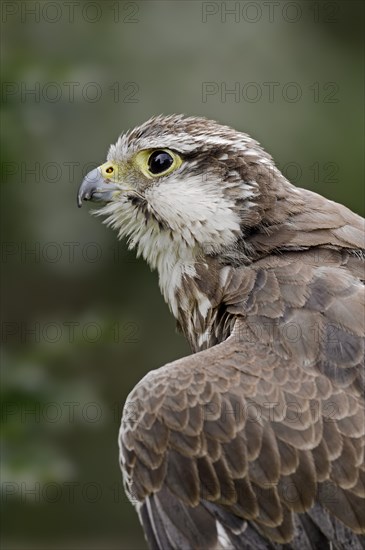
[77,115,365,549]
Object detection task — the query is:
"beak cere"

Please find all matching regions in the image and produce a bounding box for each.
[77,167,119,208]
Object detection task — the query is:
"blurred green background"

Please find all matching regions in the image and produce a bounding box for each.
[1,1,364,548]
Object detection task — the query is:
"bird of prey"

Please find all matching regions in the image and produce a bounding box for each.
[77,115,365,549]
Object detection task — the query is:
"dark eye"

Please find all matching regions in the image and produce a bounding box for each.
[148,150,174,175]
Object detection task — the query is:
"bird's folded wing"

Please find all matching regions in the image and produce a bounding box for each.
[119,329,365,547]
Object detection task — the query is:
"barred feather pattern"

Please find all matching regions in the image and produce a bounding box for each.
[120,249,365,549]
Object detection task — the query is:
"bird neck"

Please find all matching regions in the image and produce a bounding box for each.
[156,250,232,352]
[156,243,199,319]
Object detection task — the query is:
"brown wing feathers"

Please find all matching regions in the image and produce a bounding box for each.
[120,346,364,547]
[120,251,364,548]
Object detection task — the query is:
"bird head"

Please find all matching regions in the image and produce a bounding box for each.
[78,114,292,269]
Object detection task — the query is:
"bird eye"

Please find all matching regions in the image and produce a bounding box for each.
[148,150,174,175]
[134,148,182,179]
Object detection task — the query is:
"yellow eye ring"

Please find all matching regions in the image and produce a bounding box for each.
[134,149,182,179]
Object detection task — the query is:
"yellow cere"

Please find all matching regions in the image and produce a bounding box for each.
[99,162,124,182]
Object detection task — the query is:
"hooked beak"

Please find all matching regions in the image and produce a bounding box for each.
[77,167,120,208]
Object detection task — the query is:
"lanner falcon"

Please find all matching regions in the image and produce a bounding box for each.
[77,115,365,549]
